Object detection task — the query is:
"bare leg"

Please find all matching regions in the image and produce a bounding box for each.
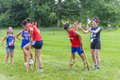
[79,53,88,69]
[34,53,37,69]
[23,43,31,60]
[96,49,100,68]
[23,50,27,63]
[79,53,86,62]
[29,45,33,59]
[71,53,75,61]
[23,43,31,72]
[6,53,9,64]
[35,49,42,68]
[91,49,97,65]
[10,51,14,65]
[69,53,75,69]
[23,45,32,63]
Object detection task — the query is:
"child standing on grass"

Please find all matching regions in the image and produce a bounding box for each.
[22,18,43,72]
[64,23,89,69]
[16,24,34,66]
[79,17,101,70]
[1,27,15,65]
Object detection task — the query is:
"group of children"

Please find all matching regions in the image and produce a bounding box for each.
[1,18,43,72]
[64,17,101,70]
[1,17,101,73]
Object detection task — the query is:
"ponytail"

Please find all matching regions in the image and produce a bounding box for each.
[26,17,31,22]
[23,17,31,26]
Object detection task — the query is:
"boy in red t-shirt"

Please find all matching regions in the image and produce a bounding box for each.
[64,23,89,69]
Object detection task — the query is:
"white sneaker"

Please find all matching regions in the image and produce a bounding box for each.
[24,62,27,67]
[29,59,34,65]
[37,68,43,73]
[70,60,76,65]
[24,62,27,66]
[73,60,76,64]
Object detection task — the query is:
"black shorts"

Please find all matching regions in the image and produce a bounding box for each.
[31,40,43,49]
[91,40,101,50]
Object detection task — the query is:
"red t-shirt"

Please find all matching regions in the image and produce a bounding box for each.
[68,29,81,47]
[26,23,42,41]
[26,23,33,31]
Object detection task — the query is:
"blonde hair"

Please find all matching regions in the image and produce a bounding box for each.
[7,27,14,34]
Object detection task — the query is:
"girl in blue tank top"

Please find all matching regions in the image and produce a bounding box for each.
[1,27,15,65]
[21,30,30,48]
[16,27,33,65]
[16,29,30,48]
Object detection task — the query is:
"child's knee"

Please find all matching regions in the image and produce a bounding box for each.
[23,47,26,51]
[10,54,14,58]
[36,55,39,59]
[6,54,9,57]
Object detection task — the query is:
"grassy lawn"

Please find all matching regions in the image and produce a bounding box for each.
[0,28,120,80]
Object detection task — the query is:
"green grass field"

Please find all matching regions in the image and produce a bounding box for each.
[0,28,120,80]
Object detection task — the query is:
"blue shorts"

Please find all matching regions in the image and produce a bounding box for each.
[71,46,83,55]
[21,39,30,48]
[31,40,43,49]
[6,47,14,53]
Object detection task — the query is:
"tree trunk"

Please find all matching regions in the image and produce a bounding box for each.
[57,0,62,27]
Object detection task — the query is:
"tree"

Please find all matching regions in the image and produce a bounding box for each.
[0,0,120,27]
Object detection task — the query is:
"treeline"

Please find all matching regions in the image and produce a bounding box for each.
[0,0,120,27]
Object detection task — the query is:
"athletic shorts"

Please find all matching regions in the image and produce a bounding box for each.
[91,39,101,50]
[6,47,14,53]
[71,46,83,55]
[31,40,43,49]
[21,39,30,48]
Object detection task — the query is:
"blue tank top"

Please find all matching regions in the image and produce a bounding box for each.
[6,34,15,47]
[90,26,101,42]
[22,30,30,40]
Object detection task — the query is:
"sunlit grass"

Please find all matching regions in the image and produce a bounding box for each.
[0,28,120,80]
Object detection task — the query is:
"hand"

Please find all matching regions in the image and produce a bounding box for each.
[74,21,79,27]
[80,41,83,46]
[30,39,33,44]
[86,25,90,30]
[4,45,7,48]
[9,42,14,46]
[87,18,91,24]
[78,23,83,30]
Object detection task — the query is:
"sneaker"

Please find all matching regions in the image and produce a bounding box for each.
[29,59,34,65]
[37,68,43,73]
[73,60,76,64]
[94,64,98,70]
[69,60,76,69]
[69,62,73,69]
[24,62,27,67]
[97,66,100,69]
[83,61,88,70]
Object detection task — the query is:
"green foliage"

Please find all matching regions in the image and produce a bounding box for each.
[0,11,10,27]
[9,3,28,27]
[0,0,120,27]
[0,0,28,27]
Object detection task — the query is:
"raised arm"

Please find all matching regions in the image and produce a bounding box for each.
[78,23,89,34]
[73,21,79,31]
[89,27,101,34]
[16,31,22,41]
